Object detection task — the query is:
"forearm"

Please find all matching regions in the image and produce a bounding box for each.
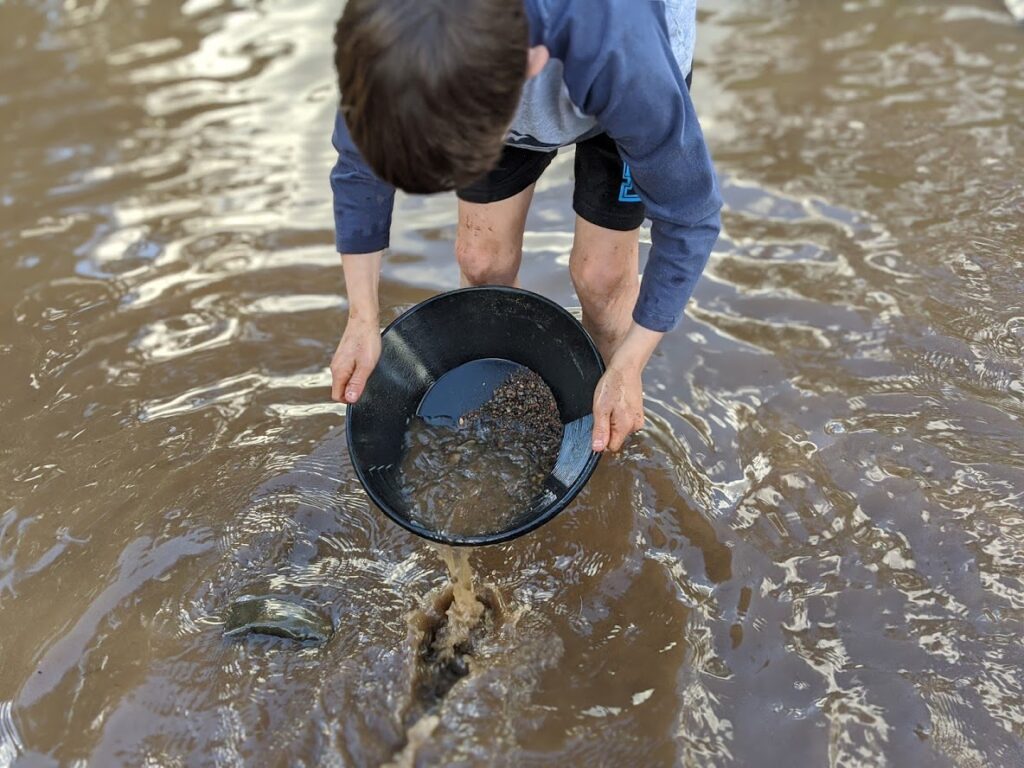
[610,323,663,372]
[591,322,661,453]
[341,251,383,324]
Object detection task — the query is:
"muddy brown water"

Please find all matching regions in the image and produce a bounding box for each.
[0,1,1022,766]
[401,370,563,539]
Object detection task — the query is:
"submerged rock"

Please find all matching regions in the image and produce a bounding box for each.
[223,597,333,644]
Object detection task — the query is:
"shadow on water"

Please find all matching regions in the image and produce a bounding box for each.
[0,0,1022,766]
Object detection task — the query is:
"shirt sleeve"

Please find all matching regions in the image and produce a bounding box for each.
[330,109,396,254]
[545,0,723,332]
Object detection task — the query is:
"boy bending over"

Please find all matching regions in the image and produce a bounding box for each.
[330,0,721,453]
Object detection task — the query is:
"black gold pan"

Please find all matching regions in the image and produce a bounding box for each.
[346,287,604,546]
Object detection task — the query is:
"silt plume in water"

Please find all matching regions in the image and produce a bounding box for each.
[386,545,503,765]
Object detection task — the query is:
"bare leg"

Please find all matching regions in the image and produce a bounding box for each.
[569,216,641,362]
[456,184,536,287]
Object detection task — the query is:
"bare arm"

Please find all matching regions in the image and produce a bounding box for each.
[330,251,383,404]
[591,324,663,452]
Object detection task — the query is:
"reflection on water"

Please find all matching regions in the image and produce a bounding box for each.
[0,0,1021,765]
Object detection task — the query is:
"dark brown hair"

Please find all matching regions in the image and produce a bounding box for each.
[335,0,530,194]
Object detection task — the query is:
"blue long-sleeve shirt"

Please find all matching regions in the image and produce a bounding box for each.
[331,0,722,332]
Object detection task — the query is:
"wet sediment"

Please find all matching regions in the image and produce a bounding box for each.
[461,369,563,466]
[400,370,564,538]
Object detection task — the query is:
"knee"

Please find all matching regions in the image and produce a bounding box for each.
[456,239,519,286]
[570,249,636,302]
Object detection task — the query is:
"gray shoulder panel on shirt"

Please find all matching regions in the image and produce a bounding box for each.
[508,0,698,150]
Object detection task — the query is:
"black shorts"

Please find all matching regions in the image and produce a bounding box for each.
[456,132,646,232]
[457,73,693,232]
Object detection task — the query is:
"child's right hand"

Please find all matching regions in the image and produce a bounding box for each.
[330,317,381,405]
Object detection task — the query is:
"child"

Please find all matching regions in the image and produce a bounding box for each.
[330,0,721,453]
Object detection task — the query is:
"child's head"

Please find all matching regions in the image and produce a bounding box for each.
[336,0,530,194]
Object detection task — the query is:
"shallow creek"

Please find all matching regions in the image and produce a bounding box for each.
[0,1,1021,766]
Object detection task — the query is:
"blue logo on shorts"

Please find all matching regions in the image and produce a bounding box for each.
[618,163,642,203]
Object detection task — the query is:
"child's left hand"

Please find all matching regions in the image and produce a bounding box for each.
[591,364,645,453]
[589,322,662,453]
